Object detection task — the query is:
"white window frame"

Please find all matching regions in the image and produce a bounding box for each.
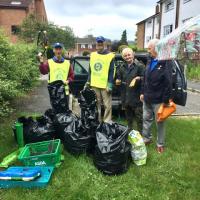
[146,36,151,43]
[81,44,85,49]
[163,24,173,37]
[165,0,174,12]
[147,19,152,27]
[88,44,92,49]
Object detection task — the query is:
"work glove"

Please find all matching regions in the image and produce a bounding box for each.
[106,82,112,93]
[84,82,90,90]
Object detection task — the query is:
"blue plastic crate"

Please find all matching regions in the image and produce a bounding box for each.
[0,166,54,188]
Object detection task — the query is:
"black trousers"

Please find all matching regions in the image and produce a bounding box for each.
[125,105,143,133]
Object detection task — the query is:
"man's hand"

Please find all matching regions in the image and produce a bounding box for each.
[63,80,69,85]
[106,83,112,93]
[140,94,144,102]
[106,87,112,93]
[37,52,44,63]
[115,79,121,86]
[84,82,90,90]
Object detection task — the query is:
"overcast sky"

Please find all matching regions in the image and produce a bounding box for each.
[44,0,157,41]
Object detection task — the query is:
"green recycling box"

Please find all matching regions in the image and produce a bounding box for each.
[18,139,61,167]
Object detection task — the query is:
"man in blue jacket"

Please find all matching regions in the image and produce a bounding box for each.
[140,39,172,153]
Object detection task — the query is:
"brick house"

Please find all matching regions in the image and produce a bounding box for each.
[72,35,112,56]
[0,0,47,43]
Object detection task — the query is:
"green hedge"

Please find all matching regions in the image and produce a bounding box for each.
[0,31,39,117]
[186,61,200,81]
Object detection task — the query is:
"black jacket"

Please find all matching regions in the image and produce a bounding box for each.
[141,60,172,104]
[116,61,144,108]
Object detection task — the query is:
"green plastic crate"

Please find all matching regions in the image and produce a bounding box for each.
[18,139,61,167]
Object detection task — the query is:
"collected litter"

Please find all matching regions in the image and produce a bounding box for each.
[128,130,147,166]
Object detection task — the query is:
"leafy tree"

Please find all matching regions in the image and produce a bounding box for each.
[118,45,128,53]
[119,30,128,45]
[18,14,75,49]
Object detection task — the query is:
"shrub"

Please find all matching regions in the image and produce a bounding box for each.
[82,51,90,56]
[186,61,200,80]
[0,30,39,118]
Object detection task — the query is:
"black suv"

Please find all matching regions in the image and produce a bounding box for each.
[69,52,187,111]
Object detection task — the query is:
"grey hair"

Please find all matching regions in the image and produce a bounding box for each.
[147,39,160,47]
[121,47,135,58]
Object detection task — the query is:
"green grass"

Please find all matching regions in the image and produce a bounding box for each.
[0,114,200,200]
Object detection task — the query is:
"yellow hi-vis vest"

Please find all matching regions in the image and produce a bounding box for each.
[90,52,115,89]
[48,58,70,94]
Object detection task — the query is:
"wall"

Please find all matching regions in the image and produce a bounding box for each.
[34,0,47,22]
[153,16,160,39]
[144,18,154,48]
[160,0,177,38]
[0,8,27,43]
[178,0,200,26]
[137,23,145,49]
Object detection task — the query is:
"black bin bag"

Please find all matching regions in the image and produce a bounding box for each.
[12,109,56,144]
[54,111,93,155]
[78,88,99,151]
[47,80,69,113]
[93,122,131,175]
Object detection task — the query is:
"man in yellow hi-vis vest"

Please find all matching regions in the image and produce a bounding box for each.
[85,36,115,122]
[38,43,74,109]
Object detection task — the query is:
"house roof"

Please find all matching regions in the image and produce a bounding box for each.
[0,0,33,9]
[157,0,167,3]
[136,13,160,25]
[76,35,111,44]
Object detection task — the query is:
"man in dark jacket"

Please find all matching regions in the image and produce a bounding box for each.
[140,39,172,153]
[116,48,144,132]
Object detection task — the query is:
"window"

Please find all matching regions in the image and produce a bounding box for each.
[147,19,152,27]
[81,44,85,49]
[165,0,174,12]
[11,1,21,5]
[183,0,191,3]
[146,36,151,43]
[11,25,20,35]
[73,60,88,75]
[156,16,160,24]
[88,44,92,49]
[163,24,173,37]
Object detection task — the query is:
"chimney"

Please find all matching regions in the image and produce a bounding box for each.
[155,4,160,14]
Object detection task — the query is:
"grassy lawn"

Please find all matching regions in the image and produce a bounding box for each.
[0,114,200,200]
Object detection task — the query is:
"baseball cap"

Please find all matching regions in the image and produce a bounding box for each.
[53,42,63,48]
[96,36,106,43]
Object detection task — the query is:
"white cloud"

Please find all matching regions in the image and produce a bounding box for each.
[44,0,157,40]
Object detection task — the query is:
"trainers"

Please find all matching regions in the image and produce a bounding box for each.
[157,146,164,153]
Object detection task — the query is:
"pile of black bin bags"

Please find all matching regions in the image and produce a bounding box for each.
[13,80,131,175]
[13,109,56,144]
